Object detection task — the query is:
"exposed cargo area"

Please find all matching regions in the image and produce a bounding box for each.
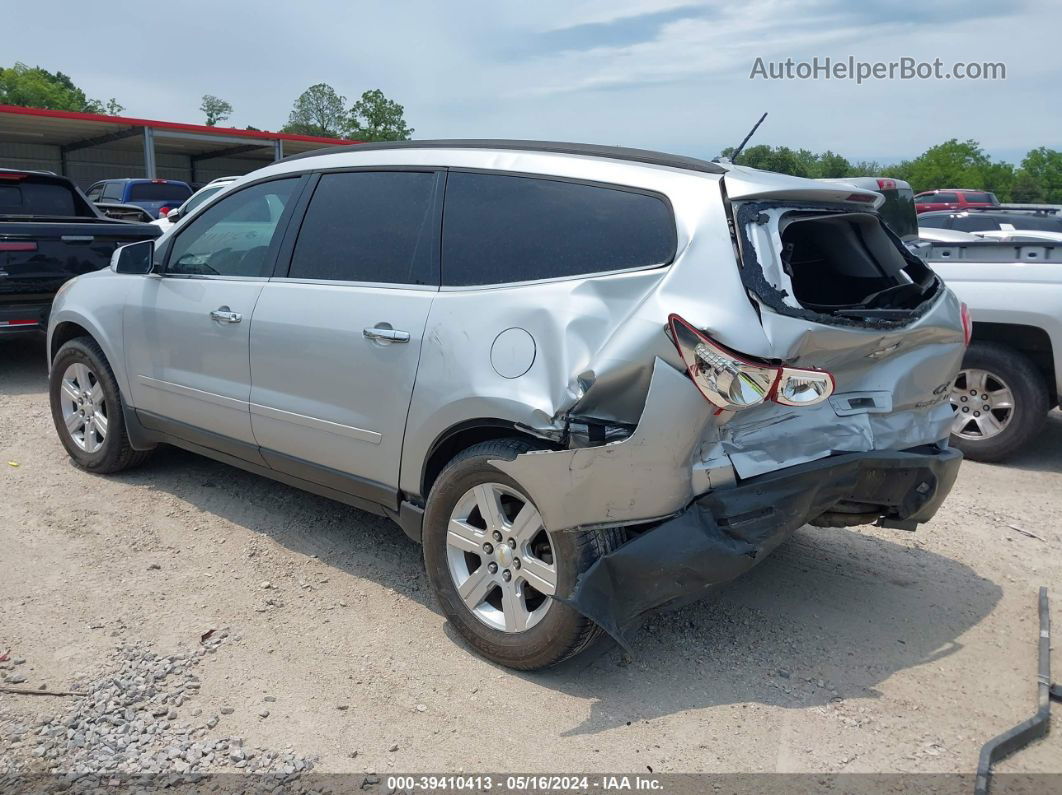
[737,202,941,323]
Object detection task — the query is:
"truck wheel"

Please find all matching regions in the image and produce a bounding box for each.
[949,342,1049,462]
[422,438,623,670]
[49,337,153,474]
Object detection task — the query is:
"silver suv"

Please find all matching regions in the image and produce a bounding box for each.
[47,140,966,669]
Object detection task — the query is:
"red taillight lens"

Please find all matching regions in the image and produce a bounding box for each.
[876,178,897,190]
[668,314,777,410]
[0,241,37,252]
[159,207,171,217]
[668,314,835,411]
[960,302,972,346]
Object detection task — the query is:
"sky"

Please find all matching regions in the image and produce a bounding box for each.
[6,0,1060,165]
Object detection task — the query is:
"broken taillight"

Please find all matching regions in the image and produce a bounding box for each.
[774,367,836,407]
[667,314,834,411]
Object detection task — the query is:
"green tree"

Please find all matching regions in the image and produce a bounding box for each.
[345,89,413,141]
[816,150,852,178]
[1018,147,1062,203]
[0,62,122,114]
[1011,170,1045,203]
[897,139,1014,197]
[282,83,347,138]
[723,144,809,176]
[200,94,233,127]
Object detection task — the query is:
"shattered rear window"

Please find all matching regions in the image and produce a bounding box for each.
[735,202,941,326]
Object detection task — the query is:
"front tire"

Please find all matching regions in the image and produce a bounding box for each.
[423,438,623,670]
[949,342,1049,462]
[49,337,152,474]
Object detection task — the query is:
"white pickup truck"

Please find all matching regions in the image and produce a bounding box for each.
[922,240,1061,460]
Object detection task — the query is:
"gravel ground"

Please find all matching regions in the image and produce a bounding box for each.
[1,335,1060,785]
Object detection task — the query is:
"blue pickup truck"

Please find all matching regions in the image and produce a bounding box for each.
[85,178,193,219]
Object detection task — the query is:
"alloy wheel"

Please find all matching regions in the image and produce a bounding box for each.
[59,363,108,453]
[950,368,1014,440]
[445,482,557,633]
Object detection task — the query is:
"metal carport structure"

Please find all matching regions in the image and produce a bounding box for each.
[0,104,353,187]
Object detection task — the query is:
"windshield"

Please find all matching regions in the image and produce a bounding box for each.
[182,185,224,215]
[128,182,192,201]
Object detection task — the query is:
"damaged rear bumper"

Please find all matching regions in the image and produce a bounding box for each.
[560,444,962,650]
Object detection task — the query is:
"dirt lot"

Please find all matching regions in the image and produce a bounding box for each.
[2,335,1060,781]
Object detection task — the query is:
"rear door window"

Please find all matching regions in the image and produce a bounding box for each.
[101,182,124,201]
[441,171,675,286]
[963,192,996,204]
[934,192,959,203]
[288,170,439,286]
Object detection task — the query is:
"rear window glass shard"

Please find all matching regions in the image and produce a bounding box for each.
[441,171,676,286]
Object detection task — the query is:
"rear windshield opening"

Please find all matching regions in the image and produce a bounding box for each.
[0,182,77,216]
[128,183,192,202]
[765,210,937,319]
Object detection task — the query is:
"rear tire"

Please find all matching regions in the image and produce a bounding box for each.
[949,342,1049,462]
[49,337,153,474]
[422,438,623,670]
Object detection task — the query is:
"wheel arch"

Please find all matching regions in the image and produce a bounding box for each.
[50,320,94,363]
[970,322,1057,407]
[417,419,554,502]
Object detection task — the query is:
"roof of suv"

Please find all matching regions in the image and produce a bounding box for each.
[282,139,727,175]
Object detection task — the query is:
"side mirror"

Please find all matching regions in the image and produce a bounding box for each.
[113,240,157,275]
[166,207,182,222]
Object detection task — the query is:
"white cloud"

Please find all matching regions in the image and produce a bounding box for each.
[3,0,1060,163]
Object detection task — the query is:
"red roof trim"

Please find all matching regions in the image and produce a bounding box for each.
[0,104,356,146]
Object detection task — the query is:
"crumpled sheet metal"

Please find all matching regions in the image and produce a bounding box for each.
[490,358,712,532]
[560,446,962,650]
[717,399,955,479]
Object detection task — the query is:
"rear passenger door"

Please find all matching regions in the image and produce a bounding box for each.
[248,169,443,504]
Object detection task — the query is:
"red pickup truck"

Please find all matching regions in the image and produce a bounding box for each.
[914,189,999,214]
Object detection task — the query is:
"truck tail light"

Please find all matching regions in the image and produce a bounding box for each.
[668,314,835,411]
[159,206,171,217]
[960,302,972,346]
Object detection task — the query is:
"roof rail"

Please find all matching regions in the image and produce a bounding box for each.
[281,139,727,175]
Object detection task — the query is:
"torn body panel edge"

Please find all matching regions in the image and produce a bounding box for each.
[560,445,962,651]
[490,357,714,533]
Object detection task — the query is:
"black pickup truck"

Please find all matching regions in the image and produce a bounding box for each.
[0,169,160,335]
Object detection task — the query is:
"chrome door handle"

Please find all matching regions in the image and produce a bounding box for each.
[363,326,410,343]
[210,307,242,324]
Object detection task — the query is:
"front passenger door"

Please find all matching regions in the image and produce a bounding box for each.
[124,176,302,452]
